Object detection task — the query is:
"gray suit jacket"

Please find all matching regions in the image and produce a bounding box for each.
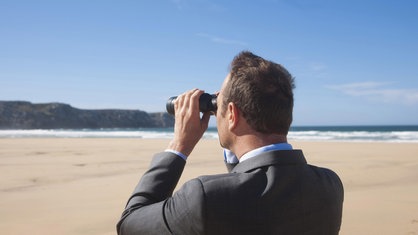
[117,150,344,235]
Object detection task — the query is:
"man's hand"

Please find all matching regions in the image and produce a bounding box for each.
[167,89,211,157]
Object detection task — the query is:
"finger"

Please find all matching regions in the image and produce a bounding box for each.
[185,89,198,105]
[201,112,211,129]
[174,89,196,115]
[173,92,185,113]
[190,89,204,114]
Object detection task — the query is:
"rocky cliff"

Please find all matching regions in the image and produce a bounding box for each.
[0,101,174,129]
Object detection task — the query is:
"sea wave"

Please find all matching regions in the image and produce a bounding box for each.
[0,129,219,140]
[0,129,169,139]
[1,128,418,142]
[288,130,418,142]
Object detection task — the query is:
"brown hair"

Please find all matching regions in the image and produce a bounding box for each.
[223,51,295,135]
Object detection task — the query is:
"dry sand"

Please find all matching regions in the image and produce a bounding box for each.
[0,138,417,234]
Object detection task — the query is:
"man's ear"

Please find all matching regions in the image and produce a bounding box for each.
[228,102,239,131]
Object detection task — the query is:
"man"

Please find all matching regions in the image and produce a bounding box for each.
[117,51,344,235]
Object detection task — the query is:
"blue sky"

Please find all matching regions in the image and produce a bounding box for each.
[1,0,417,126]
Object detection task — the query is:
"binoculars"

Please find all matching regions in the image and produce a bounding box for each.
[166,93,217,115]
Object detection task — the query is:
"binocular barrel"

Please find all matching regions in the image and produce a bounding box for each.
[166,93,217,115]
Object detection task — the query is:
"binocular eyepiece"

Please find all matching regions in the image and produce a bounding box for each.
[166,93,217,115]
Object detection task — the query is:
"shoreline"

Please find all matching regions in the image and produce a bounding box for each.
[0,138,417,234]
[2,125,418,142]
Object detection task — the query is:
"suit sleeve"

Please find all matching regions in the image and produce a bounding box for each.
[116,152,205,235]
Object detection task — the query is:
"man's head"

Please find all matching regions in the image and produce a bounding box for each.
[218,51,295,136]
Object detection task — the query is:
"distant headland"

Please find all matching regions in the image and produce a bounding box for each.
[0,101,174,129]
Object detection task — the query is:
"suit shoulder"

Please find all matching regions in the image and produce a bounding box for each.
[309,164,344,192]
[309,164,340,177]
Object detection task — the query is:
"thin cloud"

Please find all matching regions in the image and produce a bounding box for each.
[171,0,225,12]
[307,62,328,79]
[196,33,248,46]
[282,0,330,10]
[293,61,328,79]
[325,82,418,105]
[309,62,327,72]
[171,0,188,10]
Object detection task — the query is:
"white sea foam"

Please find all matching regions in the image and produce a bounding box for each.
[288,130,418,142]
[1,128,418,142]
[0,129,171,139]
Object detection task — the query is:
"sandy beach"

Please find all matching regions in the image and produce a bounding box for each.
[0,138,417,235]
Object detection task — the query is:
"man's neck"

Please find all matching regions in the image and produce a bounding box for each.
[232,133,287,159]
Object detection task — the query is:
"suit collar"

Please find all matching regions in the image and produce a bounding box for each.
[231,150,307,173]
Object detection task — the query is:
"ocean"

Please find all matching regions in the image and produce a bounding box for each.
[1,125,418,142]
